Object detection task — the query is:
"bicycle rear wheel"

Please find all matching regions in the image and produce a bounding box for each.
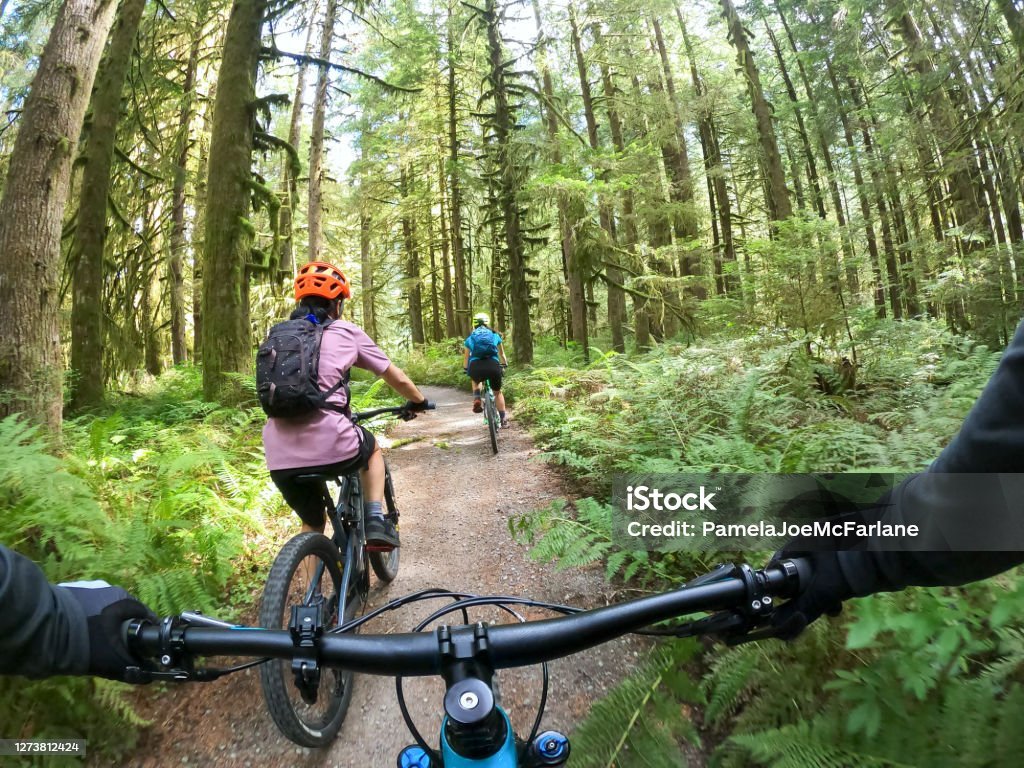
[485,390,499,455]
[369,461,400,583]
[258,532,355,747]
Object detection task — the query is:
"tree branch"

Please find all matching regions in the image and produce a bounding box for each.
[260,46,421,92]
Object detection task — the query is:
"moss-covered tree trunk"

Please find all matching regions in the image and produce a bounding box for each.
[0,0,118,431]
[280,3,318,279]
[720,0,791,222]
[679,10,738,297]
[68,0,147,410]
[202,0,265,401]
[532,0,587,356]
[484,0,532,362]
[446,24,470,337]
[570,4,624,353]
[169,15,202,365]
[401,166,425,346]
[438,158,457,338]
[651,15,704,300]
[307,0,338,263]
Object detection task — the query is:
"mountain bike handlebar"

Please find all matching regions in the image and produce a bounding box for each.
[353,401,436,423]
[125,558,809,680]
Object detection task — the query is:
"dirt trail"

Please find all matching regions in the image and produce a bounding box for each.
[126,386,642,767]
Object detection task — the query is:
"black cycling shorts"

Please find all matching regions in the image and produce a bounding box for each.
[468,358,503,391]
[270,426,377,528]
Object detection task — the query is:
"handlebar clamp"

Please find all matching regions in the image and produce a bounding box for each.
[290,603,325,705]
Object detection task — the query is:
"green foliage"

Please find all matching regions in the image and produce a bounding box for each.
[395,340,468,388]
[0,366,279,758]
[568,640,703,767]
[510,320,1021,765]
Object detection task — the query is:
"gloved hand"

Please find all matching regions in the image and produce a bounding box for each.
[769,550,857,640]
[58,581,157,682]
[399,399,430,421]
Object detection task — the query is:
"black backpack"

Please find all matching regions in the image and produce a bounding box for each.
[256,319,349,418]
[470,327,498,359]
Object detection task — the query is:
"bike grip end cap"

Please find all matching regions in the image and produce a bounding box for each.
[397,745,432,768]
[530,731,570,765]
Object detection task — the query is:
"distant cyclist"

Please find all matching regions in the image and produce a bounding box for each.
[261,261,429,550]
[463,312,509,427]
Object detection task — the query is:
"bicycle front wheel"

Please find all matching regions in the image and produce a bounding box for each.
[369,461,401,583]
[258,532,355,747]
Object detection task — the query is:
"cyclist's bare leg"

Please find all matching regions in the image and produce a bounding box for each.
[495,391,506,411]
[360,445,385,505]
[470,378,483,411]
[361,445,400,547]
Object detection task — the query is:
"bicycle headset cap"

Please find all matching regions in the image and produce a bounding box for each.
[294,261,351,302]
[473,312,490,327]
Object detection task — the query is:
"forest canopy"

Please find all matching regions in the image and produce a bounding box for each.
[1,0,1022,427]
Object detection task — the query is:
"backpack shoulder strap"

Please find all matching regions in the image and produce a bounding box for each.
[311,320,351,414]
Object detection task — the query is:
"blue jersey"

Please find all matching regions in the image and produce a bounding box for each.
[465,328,502,361]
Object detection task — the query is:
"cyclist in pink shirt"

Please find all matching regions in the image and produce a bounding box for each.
[263,262,429,549]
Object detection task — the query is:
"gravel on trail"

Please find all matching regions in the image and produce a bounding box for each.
[124,385,644,768]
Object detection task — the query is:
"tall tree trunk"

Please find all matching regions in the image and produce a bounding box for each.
[1001,0,1024,60]
[426,189,442,342]
[202,0,266,401]
[848,78,901,318]
[359,209,375,337]
[483,0,532,362]
[280,2,318,279]
[192,83,214,361]
[762,16,826,220]
[775,4,857,294]
[651,15,704,299]
[68,0,147,410]
[358,146,375,336]
[720,0,792,221]
[594,23,640,350]
[446,25,470,336]
[570,4,624,352]
[825,59,885,316]
[889,5,985,251]
[0,0,118,431]
[679,10,738,295]
[438,158,457,338]
[401,166,425,346]
[532,0,587,356]
[168,13,203,365]
[307,0,338,263]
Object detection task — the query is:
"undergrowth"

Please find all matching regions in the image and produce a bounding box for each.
[504,319,1024,767]
[0,365,395,763]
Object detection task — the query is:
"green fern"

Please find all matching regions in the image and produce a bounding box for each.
[569,640,702,767]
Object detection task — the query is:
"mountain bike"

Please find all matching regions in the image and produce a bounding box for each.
[126,557,811,766]
[258,401,434,747]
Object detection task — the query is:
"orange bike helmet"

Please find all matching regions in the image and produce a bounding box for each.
[294,261,351,301]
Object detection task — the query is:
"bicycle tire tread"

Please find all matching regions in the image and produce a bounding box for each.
[258,532,352,747]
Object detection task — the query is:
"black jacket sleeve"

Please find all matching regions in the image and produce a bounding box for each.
[0,546,89,677]
[838,320,1024,596]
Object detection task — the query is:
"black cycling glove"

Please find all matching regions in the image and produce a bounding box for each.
[399,399,430,420]
[60,582,157,682]
[769,550,859,640]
